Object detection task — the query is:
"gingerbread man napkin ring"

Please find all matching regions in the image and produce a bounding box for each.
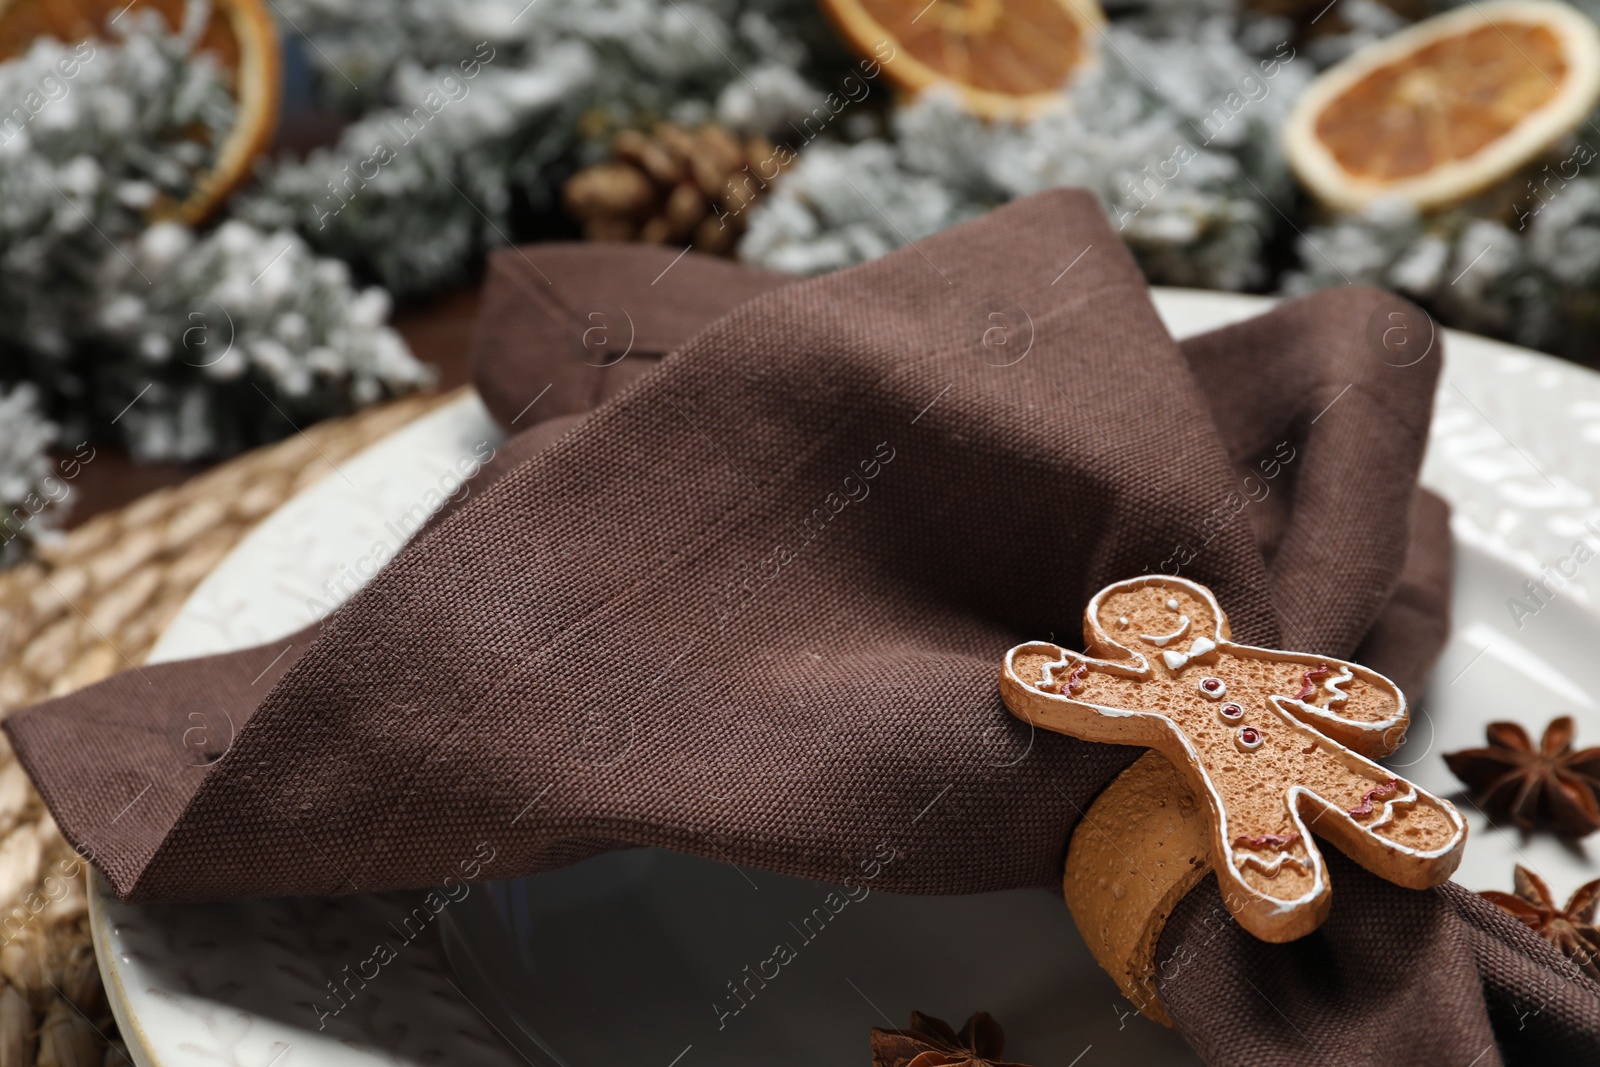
[1000,577,1466,1022]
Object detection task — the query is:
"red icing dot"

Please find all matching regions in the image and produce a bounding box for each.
[1239,726,1262,747]
[1219,702,1244,720]
[1201,678,1222,692]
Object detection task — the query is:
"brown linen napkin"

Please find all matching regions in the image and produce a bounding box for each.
[6,189,1596,1063]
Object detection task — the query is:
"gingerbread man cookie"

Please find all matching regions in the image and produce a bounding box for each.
[1000,576,1466,942]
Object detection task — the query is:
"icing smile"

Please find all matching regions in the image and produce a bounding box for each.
[1140,615,1190,647]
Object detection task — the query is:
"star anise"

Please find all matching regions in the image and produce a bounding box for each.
[1481,865,1600,981]
[870,1011,1033,1067]
[1443,716,1600,836]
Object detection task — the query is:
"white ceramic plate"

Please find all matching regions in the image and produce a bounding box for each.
[92,289,1600,1065]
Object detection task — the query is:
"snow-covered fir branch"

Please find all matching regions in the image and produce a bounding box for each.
[740,15,1311,290]
[242,0,832,294]
[1284,152,1600,361]
[94,220,431,460]
[0,18,430,463]
[0,384,65,567]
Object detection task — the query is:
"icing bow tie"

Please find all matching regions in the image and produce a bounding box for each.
[1156,635,1216,672]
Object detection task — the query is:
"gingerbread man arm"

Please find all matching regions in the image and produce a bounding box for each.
[1000,642,1176,748]
[1253,653,1408,758]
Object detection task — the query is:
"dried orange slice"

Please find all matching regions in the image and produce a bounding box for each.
[0,0,280,224]
[1283,0,1600,212]
[818,0,1104,120]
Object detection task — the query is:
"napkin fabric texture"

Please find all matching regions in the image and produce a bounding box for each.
[8,190,1597,1064]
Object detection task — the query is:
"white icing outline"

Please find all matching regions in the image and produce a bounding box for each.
[1037,650,1075,692]
[1140,615,1190,647]
[1324,666,1353,705]
[1038,651,1088,694]
[999,574,1467,938]
[1354,782,1417,832]
[1235,850,1312,877]
[1278,691,1404,738]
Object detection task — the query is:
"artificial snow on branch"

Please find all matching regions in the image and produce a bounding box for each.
[93,220,431,461]
[740,14,1311,291]
[0,385,65,568]
[242,0,833,295]
[0,18,431,462]
[1284,147,1600,360]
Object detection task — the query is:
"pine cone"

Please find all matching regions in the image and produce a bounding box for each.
[563,123,779,256]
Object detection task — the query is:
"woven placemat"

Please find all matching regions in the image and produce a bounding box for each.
[0,387,463,1066]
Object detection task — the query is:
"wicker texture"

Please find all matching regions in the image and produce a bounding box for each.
[0,387,457,1065]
